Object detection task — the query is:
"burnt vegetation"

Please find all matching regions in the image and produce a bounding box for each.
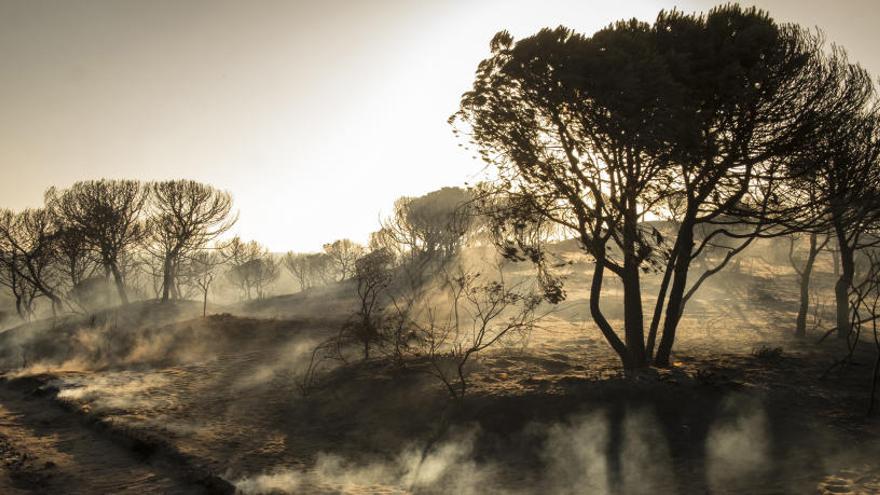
[3,4,880,494]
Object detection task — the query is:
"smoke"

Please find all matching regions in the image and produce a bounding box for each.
[706,395,770,493]
[231,399,778,495]
[540,412,610,494]
[53,371,172,413]
[229,336,321,391]
[235,470,303,494]
[539,408,677,495]
[233,427,495,495]
[619,408,676,495]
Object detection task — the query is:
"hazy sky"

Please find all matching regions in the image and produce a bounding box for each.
[2,0,879,252]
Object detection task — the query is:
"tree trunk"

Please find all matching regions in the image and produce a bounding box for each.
[622,253,647,367]
[835,252,854,340]
[654,223,695,368]
[646,249,676,361]
[589,259,630,368]
[621,206,647,367]
[795,233,820,338]
[832,217,855,339]
[110,264,129,305]
[161,255,173,302]
[202,289,209,317]
[13,292,24,320]
[831,247,840,278]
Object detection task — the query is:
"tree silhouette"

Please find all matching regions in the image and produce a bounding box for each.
[46,180,147,305]
[222,237,278,300]
[282,251,334,291]
[0,209,64,316]
[147,180,236,302]
[454,6,843,368]
[797,111,880,340]
[323,239,364,281]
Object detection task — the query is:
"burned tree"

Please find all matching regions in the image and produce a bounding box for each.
[788,232,830,337]
[282,252,334,291]
[222,237,279,300]
[369,187,476,360]
[54,224,98,291]
[776,45,880,342]
[147,180,236,302]
[47,180,148,304]
[409,260,544,399]
[811,114,880,340]
[0,209,65,316]
[322,239,364,281]
[186,250,224,317]
[348,248,395,360]
[377,187,473,264]
[283,252,312,291]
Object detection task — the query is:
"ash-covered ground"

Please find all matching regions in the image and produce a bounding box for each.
[0,256,878,495]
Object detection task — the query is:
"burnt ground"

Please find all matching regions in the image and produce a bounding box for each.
[0,258,877,494]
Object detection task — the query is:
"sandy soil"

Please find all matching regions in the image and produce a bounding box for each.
[0,376,224,494]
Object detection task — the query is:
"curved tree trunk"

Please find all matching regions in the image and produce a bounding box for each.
[110,264,129,305]
[161,256,173,302]
[794,233,821,338]
[589,259,631,368]
[654,223,695,368]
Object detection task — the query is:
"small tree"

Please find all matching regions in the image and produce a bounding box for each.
[788,232,830,337]
[222,237,278,300]
[811,113,880,340]
[323,239,364,281]
[347,248,395,359]
[186,250,224,317]
[411,262,544,399]
[283,251,334,291]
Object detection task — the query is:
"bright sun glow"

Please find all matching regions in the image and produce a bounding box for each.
[1,0,878,251]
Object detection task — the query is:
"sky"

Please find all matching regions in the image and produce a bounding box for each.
[1,0,879,252]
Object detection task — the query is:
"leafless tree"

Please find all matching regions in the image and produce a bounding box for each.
[376,188,473,264]
[346,248,394,359]
[410,261,544,399]
[185,250,225,317]
[146,180,236,302]
[856,251,880,414]
[0,246,38,321]
[808,112,880,340]
[369,188,479,362]
[322,239,364,281]
[0,209,65,316]
[46,180,148,304]
[222,237,278,300]
[54,224,99,290]
[282,251,334,291]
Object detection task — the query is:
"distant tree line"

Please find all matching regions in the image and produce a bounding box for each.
[0,179,281,320]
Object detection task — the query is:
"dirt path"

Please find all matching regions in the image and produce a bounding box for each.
[0,379,221,494]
